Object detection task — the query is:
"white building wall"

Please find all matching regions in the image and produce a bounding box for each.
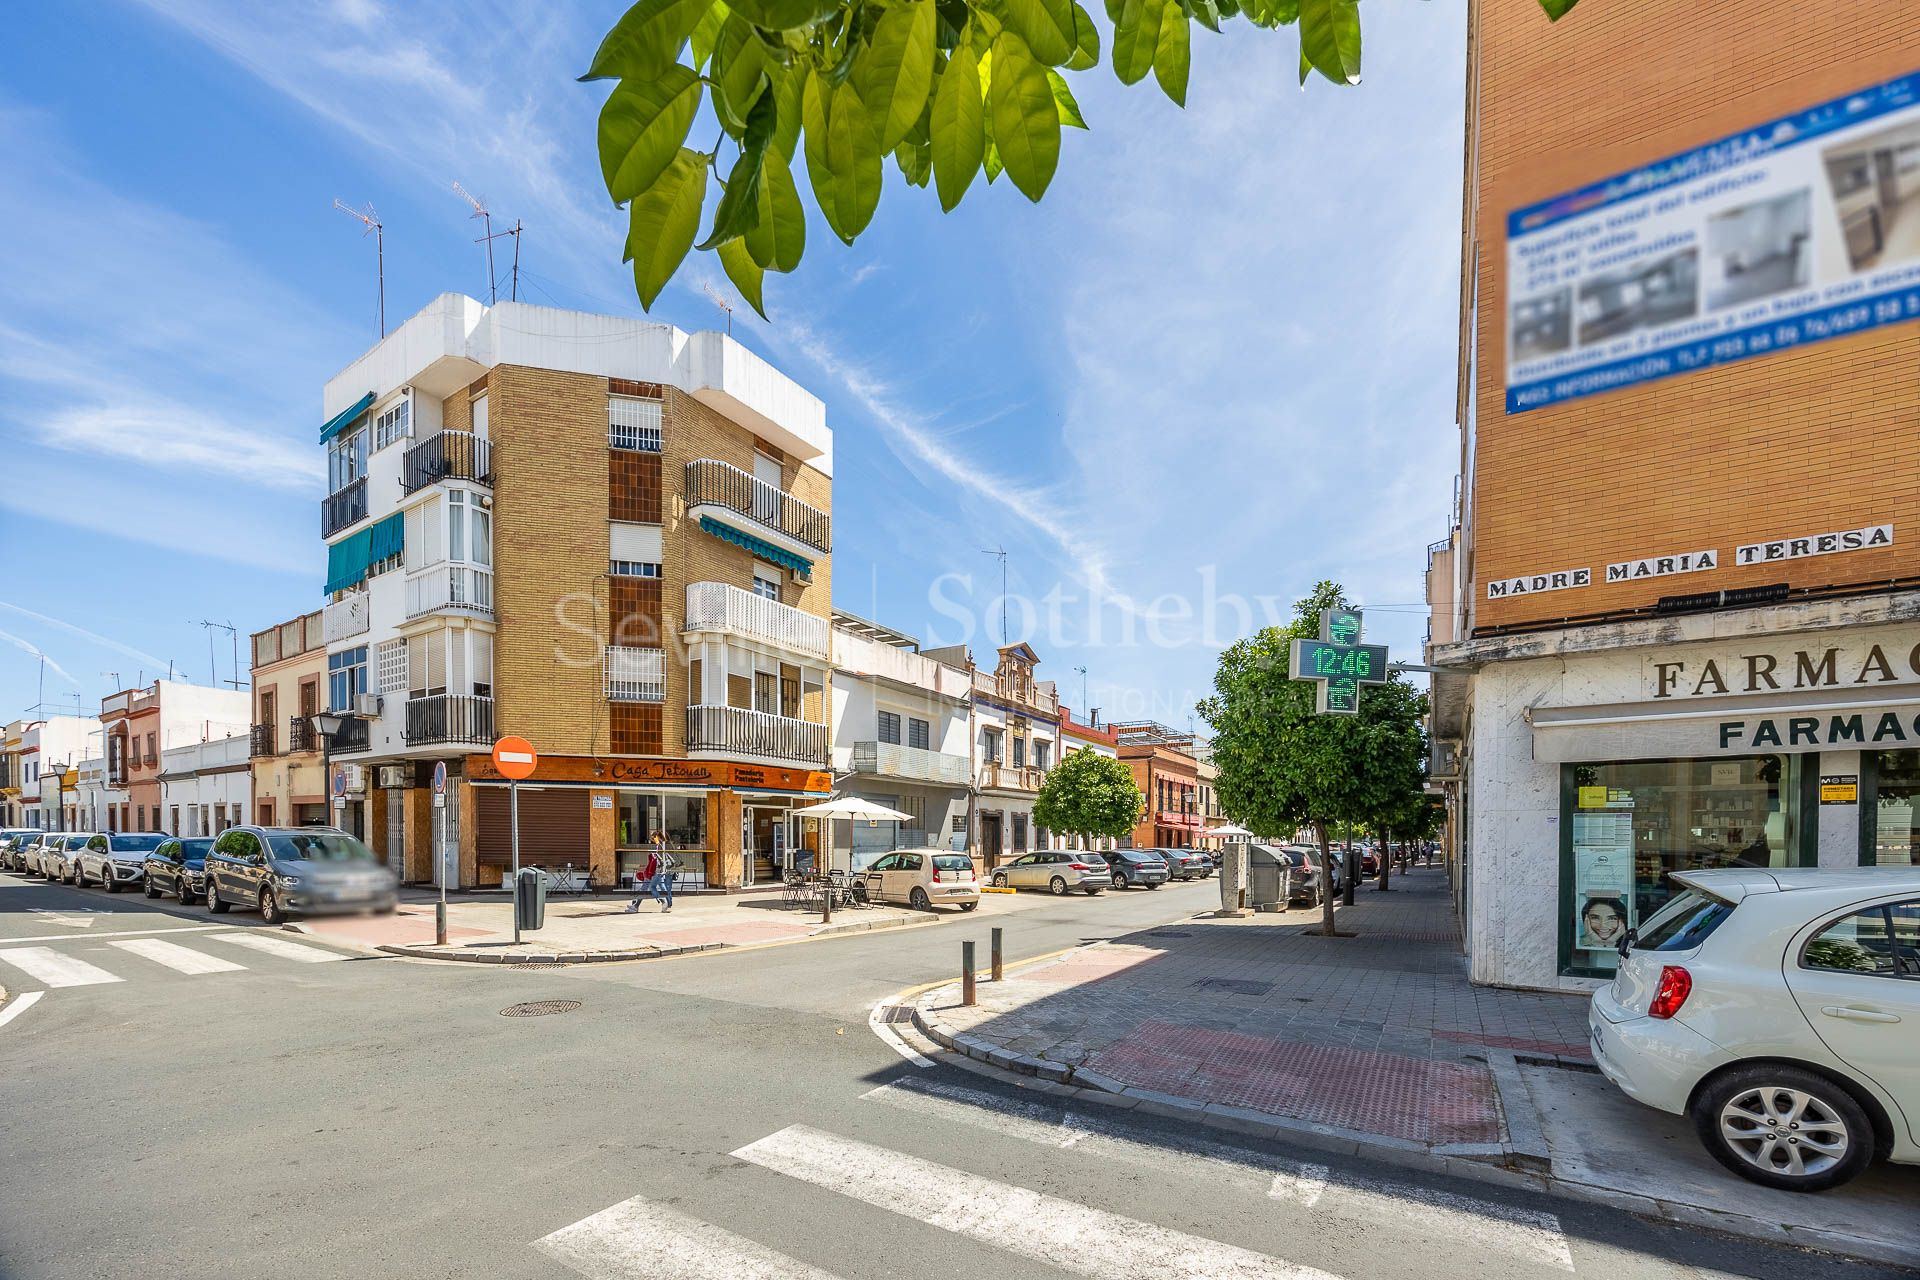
[158,735,252,836]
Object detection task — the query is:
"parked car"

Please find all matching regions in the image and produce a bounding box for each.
[12,832,51,875]
[989,851,1111,895]
[39,833,97,884]
[1155,847,1213,881]
[0,830,34,871]
[203,826,399,924]
[1270,845,1326,905]
[74,832,168,892]
[859,849,980,912]
[1097,849,1169,891]
[144,837,213,904]
[1590,867,1920,1192]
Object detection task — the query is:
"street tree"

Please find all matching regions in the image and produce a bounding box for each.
[1375,786,1442,892]
[1346,674,1425,903]
[584,0,1584,312]
[1033,747,1144,847]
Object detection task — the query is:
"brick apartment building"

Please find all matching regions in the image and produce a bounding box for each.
[1427,1,1920,989]
[1110,721,1202,850]
[316,295,833,890]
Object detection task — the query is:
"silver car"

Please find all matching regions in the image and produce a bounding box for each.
[39,833,97,883]
[990,851,1111,896]
[204,825,398,924]
[74,832,168,892]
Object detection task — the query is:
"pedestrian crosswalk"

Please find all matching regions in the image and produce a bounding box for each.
[0,930,352,989]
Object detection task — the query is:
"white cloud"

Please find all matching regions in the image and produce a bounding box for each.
[0,601,170,671]
[0,629,79,687]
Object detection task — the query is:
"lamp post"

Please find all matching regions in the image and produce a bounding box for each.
[311,713,345,829]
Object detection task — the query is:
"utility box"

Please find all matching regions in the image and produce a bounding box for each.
[514,867,547,932]
[1217,844,1247,914]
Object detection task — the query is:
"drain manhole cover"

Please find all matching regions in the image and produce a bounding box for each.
[1147,930,1193,938]
[1193,977,1274,996]
[508,962,571,971]
[877,1006,915,1025]
[501,1000,582,1017]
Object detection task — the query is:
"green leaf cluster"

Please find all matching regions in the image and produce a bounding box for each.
[1033,748,1145,841]
[588,0,1583,312]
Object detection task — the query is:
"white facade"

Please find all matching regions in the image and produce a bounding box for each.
[148,682,251,752]
[74,755,124,833]
[158,735,252,836]
[19,716,96,830]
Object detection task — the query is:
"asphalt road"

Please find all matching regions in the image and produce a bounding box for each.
[0,869,1908,1280]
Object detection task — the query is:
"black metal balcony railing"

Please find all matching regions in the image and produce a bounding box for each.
[684,458,831,554]
[287,717,316,754]
[401,431,492,494]
[328,718,371,754]
[249,723,277,758]
[403,694,496,746]
[686,704,827,764]
[321,477,369,537]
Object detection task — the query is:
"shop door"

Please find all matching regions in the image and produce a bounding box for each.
[979,814,1001,868]
[745,805,781,883]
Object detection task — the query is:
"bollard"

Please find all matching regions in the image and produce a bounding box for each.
[991,927,1003,981]
[962,940,977,1007]
[435,901,448,947]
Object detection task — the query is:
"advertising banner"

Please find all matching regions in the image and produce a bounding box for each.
[1505,69,1920,413]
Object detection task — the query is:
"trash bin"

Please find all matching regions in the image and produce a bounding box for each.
[515,867,546,932]
[1247,844,1289,912]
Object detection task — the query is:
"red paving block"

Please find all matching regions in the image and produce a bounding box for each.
[1085,1020,1501,1145]
[1432,1029,1593,1060]
[303,910,488,946]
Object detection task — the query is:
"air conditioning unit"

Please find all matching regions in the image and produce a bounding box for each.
[792,565,812,585]
[377,765,407,790]
[353,693,383,718]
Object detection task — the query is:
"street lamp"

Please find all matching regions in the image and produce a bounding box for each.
[311,713,346,829]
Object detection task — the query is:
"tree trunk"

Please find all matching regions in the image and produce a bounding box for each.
[1377,826,1392,892]
[1315,821,1337,936]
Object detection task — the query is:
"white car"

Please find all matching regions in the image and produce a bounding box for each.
[859,849,981,912]
[1590,867,1918,1192]
[73,832,168,892]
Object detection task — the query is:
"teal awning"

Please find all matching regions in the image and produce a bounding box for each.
[697,515,812,574]
[319,391,376,444]
[324,512,404,595]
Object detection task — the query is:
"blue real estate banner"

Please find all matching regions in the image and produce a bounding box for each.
[1504,69,1920,414]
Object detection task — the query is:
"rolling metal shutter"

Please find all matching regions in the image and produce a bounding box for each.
[474,786,591,866]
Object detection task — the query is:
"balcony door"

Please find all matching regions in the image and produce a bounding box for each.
[752,450,783,527]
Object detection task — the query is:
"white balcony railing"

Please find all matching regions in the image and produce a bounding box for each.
[324,591,371,642]
[406,565,494,619]
[687,704,827,764]
[850,740,969,786]
[605,646,666,702]
[683,581,829,660]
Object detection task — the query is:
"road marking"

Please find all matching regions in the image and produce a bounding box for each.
[534,1194,840,1279]
[109,937,246,975]
[866,1000,933,1069]
[732,1125,1337,1280]
[1333,1181,1573,1272]
[0,990,44,1030]
[0,925,227,945]
[27,907,100,928]
[0,945,124,987]
[207,932,346,963]
[1269,1169,1328,1207]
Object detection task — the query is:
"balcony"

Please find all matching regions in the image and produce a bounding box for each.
[684,457,830,556]
[327,717,371,754]
[249,723,277,758]
[850,741,969,787]
[322,478,368,538]
[687,704,827,765]
[401,430,492,494]
[405,565,494,619]
[683,581,829,661]
[324,591,371,642]
[287,716,316,754]
[979,762,1047,794]
[605,646,666,702]
[403,694,495,746]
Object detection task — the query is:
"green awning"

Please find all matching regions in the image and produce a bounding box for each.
[697,515,812,574]
[319,391,376,444]
[324,512,404,595]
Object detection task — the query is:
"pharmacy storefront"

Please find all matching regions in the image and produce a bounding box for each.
[1453,617,1920,990]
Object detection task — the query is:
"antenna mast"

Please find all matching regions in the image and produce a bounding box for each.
[197,620,243,690]
[982,546,1009,646]
[332,199,386,336]
[702,282,734,335]
[453,182,498,305]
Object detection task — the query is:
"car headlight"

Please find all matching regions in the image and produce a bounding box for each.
[277,874,301,887]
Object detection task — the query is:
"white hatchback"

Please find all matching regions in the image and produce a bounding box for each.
[859,849,981,912]
[1590,867,1919,1191]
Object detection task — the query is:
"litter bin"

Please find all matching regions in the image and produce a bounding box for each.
[515,867,547,932]
[1247,844,1290,912]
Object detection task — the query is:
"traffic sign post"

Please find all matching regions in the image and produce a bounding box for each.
[1290,607,1390,715]
[491,737,538,945]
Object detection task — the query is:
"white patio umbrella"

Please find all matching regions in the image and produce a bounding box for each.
[1206,822,1256,839]
[785,795,915,873]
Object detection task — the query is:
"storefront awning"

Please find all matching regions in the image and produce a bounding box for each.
[697,515,813,575]
[1531,682,1920,762]
[324,511,404,595]
[319,391,376,444]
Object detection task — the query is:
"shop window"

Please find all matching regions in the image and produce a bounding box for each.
[1562,754,1811,977]
[615,791,709,886]
[1865,750,1920,865]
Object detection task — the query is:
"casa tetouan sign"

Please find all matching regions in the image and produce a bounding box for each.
[1290,608,1389,715]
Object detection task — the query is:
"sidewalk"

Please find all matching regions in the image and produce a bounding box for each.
[903,866,1920,1269]
[295,886,937,963]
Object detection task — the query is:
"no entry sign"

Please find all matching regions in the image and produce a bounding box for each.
[491,736,538,781]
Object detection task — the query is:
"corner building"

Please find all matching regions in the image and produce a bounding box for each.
[318,295,833,891]
[1428,3,1920,989]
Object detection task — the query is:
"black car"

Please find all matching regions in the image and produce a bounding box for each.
[145,836,213,904]
[1101,848,1170,890]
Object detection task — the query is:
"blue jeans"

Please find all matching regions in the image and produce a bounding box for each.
[651,872,674,907]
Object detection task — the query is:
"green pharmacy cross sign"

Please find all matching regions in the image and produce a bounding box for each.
[1290,608,1390,715]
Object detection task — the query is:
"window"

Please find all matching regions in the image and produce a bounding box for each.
[470,392,488,438]
[908,717,930,751]
[472,632,494,699]
[373,397,411,451]
[327,425,369,493]
[754,670,777,714]
[1035,741,1050,770]
[610,560,662,578]
[982,728,1001,762]
[1012,736,1026,767]
[145,733,156,762]
[878,711,902,745]
[1803,903,1918,979]
[1012,815,1028,852]
[408,633,448,698]
[329,646,369,711]
[751,561,782,601]
[377,639,408,695]
[136,806,146,831]
[609,395,663,451]
[449,490,467,563]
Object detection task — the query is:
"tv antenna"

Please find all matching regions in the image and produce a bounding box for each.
[453,182,520,305]
[982,546,1008,646]
[332,200,386,336]
[702,281,734,335]
[196,620,243,690]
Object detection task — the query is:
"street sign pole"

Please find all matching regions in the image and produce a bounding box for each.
[509,778,521,946]
[489,737,538,947]
[433,760,449,946]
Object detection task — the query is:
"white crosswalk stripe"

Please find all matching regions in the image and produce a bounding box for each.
[535,1195,842,1280]
[108,937,247,975]
[0,945,123,988]
[206,931,346,963]
[732,1124,1341,1280]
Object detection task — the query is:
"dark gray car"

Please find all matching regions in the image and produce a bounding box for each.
[204,826,398,924]
[145,836,213,904]
[1102,849,1169,890]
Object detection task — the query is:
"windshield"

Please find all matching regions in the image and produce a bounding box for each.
[933,855,972,872]
[1635,887,1736,952]
[113,834,165,852]
[265,830,376,862]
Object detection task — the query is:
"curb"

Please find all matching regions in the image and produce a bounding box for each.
[376,907,941,965]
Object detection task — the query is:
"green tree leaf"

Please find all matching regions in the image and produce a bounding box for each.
[988,33,1059,201]
[854,0,938,152]
[713,15,772,132]
[804,70,884,242]
[747,147,807,271]
[930,43,985,211]
[698,88,778,251]
[770,63,803,159]
[1153,4,1189,105]
[690,0,730,69]
[1003,0,1076,65]
[1111,0,1165,86]
[582,0,713,80]
[626,149,709,309]
[1047,69,1087,129]
[726,0,841,29]
[598,66,704,203]
[1034,749,1145,842]
[1064,1,1100,70]
[1298,0,1359,85]
[1185,0,1221,34]
[894,137,933,186]
[1538,0,1580,17]
[718,236,768,318]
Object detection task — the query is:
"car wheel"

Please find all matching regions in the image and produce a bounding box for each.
[1691,1065,1874,1192]
[991,873,1008,889]
[1113,873,1130,890]
[1049,876,1068,896]
[177,877,194,906]
[103,869,120,894]
[909,887,931,912]
[207,881,230,914]
[143,874,160,899]
[959,901,979,912]
[260,888,283,925]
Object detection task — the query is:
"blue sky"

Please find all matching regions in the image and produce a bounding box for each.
[0,0,1466,730]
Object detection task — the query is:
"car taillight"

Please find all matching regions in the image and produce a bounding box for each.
[1069,862,1091,871]
[1648,966,1692,1019]
[931,869,941,883]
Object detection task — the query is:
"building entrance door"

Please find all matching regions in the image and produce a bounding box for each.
[979,812,1002,868]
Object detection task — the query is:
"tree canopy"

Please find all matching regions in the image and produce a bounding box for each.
[1033,747,1144,842]
[586,0,1584,313]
